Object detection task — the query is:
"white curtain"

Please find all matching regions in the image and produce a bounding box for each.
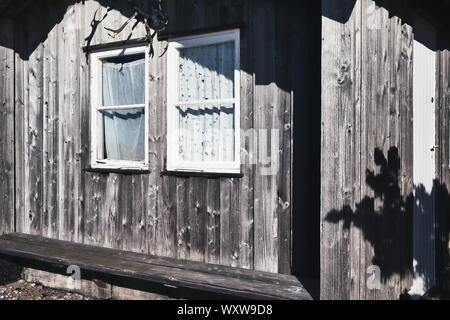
[177,41,235,162]
[102,54,145,106]
[102,109,145,161]
[101,55,145,161]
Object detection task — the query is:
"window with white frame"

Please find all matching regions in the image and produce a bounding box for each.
[167,29,240,174]
[90,45,149,170]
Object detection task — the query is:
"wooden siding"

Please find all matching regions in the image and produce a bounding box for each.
[10,0,318,276]
[321,0,414,299]
[436,45,450,288]
[411,15,437,295]
[0,18,14,235]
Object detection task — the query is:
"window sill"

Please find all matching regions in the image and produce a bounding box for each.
[84,166,150,175]
[161,170,243,179]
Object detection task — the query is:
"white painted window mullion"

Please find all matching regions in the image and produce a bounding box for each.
[167,29,241,174]
[89,44,149,171]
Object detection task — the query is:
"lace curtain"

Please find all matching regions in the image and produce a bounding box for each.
[101,54,145,161]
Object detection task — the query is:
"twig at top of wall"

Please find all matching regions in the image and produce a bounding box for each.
[104,0,169,58]
[84,7,112,61]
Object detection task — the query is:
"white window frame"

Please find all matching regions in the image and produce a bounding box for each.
[89,44,149,171]
[166,29,241,174]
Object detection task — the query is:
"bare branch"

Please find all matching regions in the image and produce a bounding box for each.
[103,0,169,58]
[104,11,139,38]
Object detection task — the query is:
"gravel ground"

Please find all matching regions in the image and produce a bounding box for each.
[0,279,96,300]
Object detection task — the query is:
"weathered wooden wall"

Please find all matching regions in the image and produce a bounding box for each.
[0,17,14,235]
[321,0,415,299]
[436,45,450,289]
[10,0,319,277]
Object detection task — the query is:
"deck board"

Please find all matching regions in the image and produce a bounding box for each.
[0,233,313,300]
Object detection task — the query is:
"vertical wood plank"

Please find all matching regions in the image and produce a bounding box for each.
[436,46,450,289]
[107,173,121,249]
[188,177,206,263]
[42,3,60,239]
[238,0,254,271]
[399,20,414,295]
[74,2,84,244]
[83,173,105,246]
[79,0,89,244]
[56,3,67,240]
[361,0,381,300]
[122,175,133,251]
[14,19,26,235]
[275,0,293,275]
[321,0,361,300]
[132,175,147,253]
[0,18,14,235]
[219,177,231,266]
[26,10,44,236]
[220,178,241,267]
[206,178,220,264]
[176,178,190,260]
[58,4,80,242]
[82,0,104,246]
[252,0,279,274]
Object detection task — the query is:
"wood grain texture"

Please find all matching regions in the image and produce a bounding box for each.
[436,46,450,289]
[8,0,308,279]
[361,0,414,299]
[321,0,415,300]
[0,233,313,300]
[252,0,279,274]
[0,18,14,235]
[14,18,25,236]
[26,9,44,236]
[321,0,361,300]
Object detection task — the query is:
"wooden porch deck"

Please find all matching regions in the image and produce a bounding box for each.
[0,233,315,300]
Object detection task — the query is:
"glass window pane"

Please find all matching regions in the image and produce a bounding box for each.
[100,108,145,161]
[178,41,235,102]
[102,54,145,106]
[177,103,235,162]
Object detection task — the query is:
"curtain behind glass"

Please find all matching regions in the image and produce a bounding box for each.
[177,41,235,162]
[102,54,145,106]
[179,41,234,102]
[101,108,145,161]
[100,54,146,161]
[177,104,235,162]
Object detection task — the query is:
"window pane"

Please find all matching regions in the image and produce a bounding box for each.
[102,54,145,106]
[177,103,235,162]
[178,41,235,102]
[100,108,145,161]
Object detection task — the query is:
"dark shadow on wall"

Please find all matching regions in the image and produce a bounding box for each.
[374,0,450,51]
[291,0,321,283]
[375,0,450,45]
[321,0,356,24]
[325,147,450,292]
[326,147,414,283]
[322,0,450,51]
[433,180,450,290]
[2,0,159,61]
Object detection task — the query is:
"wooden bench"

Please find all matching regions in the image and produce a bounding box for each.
[0,233,315,300]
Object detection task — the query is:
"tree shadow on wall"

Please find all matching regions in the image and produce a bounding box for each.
[6,0,160,61]
[325,147,449,291]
